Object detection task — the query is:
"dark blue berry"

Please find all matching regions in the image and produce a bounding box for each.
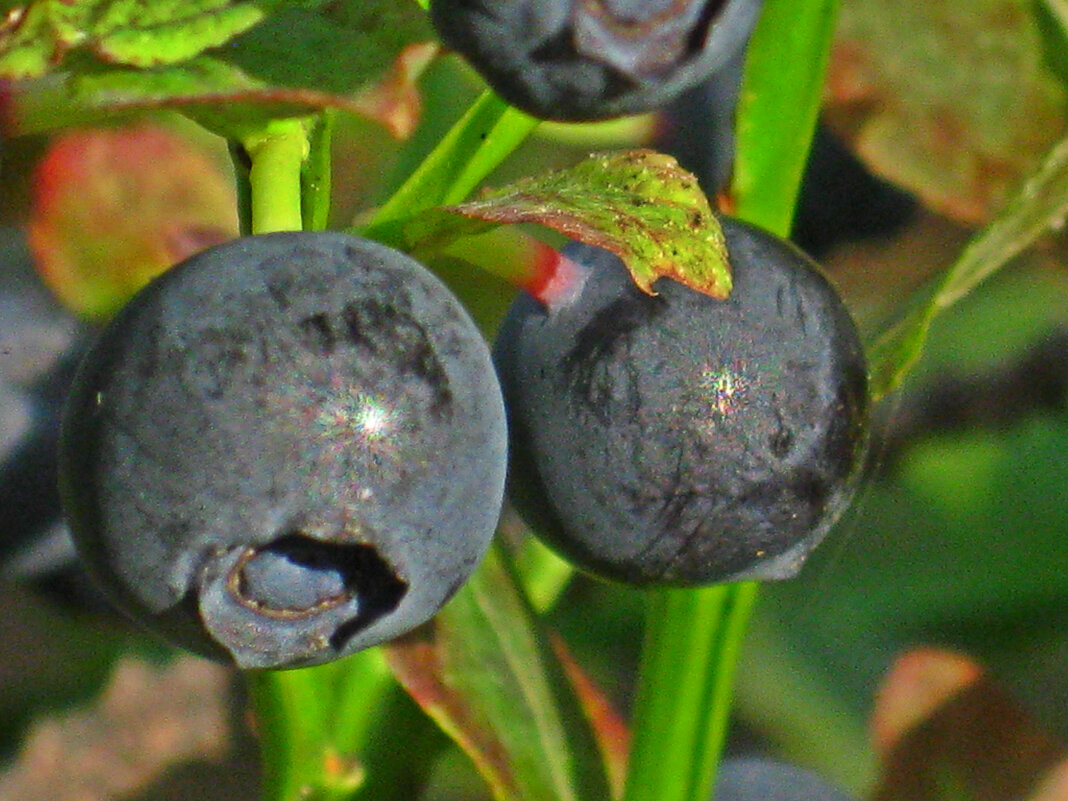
[60,232,508,669]
[494,217,869,586]
[430,0,763,121]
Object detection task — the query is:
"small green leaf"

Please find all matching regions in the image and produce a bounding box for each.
[93,0,268,66]
[868,129,1068,399]
[384,150,731,299]
[457,149,729,298]
[385,544,612,801]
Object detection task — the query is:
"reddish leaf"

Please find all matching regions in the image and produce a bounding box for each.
[549,634,629,800]
[27,123,237,319]
[385,545,611,801]
[870,647,984,757]
[1032,760,1068,801]
[826,0,1066,224]
[351,42,438,140]
[873,648,1066,801]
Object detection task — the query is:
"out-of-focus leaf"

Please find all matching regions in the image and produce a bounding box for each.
[826,0,1066,224]
[385,544,612,801]
[380,150,731,299]
[872,648,1066,801]
[4,0,436,138]
[868,129,1068,398]
[550,634,629,800]
[0,0,271,78]
[1031,761,1068,801]
[27,123,237,319]
[870,648,985,757]
[0,655,232,801]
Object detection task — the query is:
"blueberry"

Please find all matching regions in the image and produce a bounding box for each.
[494,217,869,586]
[430,0,763,121]
[715,758,857,801]
[59,232,508,669]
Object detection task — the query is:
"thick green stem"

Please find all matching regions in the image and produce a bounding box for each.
[244,118,309,235]
[623,584,759,801]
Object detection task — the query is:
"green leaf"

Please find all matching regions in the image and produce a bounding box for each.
[4,0,435,138]
[732,0,840,237]
[868,129,1068,399]
[381,150,731,299]
[385,544,612,801]
[0,0,271,78]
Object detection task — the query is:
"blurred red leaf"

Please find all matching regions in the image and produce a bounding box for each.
[549,634,629,800]
[352,42,438,140]
[872,647,1066,801]
[1032,760,1068,801]
[826,0,1067,224]
[27,123,237,319]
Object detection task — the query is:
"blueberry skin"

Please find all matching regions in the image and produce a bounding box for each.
[494,217,869,586]
[60,232,508,669]
[715,758,857,801]
[430,0,763,122]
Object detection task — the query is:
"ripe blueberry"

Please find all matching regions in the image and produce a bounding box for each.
[494,217,869,586]
[430,0,763,121]
[60,232,508,669]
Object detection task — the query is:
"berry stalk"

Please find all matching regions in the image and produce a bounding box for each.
[623,585,759,801]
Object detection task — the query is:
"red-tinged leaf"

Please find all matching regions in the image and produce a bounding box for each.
[826,0,1066,224]
[549,634,629,800]
[870,647,984,757]
[1032,760,1068,801]
[28,123,237,319]
[453,150,730,298]
[872,648,1066,801]
[350,42,438,140]
[379,150,731,300]
[385,544,612,801]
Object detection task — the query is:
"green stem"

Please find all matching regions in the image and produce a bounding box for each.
[623,584,759,801]
[248,668,335,801]
[244,118,309,235]
[366,90,537,232]
[732,0,841,237]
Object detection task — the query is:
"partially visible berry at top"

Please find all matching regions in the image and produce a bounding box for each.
[430,0,763,121]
